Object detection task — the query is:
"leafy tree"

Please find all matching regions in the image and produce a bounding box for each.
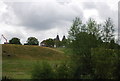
[72,32,98,55]
[68,17,104,78]
[86,18,101,39]
[41,38,55,47]
[25,37,39,45]
[71,32,98,76]
[9,37,21,45]
[68,17,82,40]
[102,18,114,42]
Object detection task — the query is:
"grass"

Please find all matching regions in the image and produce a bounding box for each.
[2,44,69,79]
[3,59,63,79]
[2,44,66,60]
[55,47,73,56]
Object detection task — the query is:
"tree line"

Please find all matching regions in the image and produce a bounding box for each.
[8,17,120,49]
[8,35,67,47]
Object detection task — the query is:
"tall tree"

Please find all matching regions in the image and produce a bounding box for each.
[71,32,98,78]
[102,18,114,42]
[68,17,82,40]
[68,17,102,78]
[9,37,21,45]
[86,18,101,39]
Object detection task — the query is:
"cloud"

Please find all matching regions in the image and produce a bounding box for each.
[82,1,118,36]
[4,0,83,30]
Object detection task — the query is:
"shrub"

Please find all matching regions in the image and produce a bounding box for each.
[55,61,74,79]
[31,61,55,80]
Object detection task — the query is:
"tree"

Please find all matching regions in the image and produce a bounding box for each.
[68,17,82,40]
[68,17,100,78]
[72,32,98,76]
[25,37,39,45]
[86,18,101,39]
[102,18,114,42]
[41,38,55,47]
[9,37,21,45]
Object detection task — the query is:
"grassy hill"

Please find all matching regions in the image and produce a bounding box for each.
[2,44,68,79]
[2,44,66,60]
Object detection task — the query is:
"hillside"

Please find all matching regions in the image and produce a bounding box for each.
[2,44,69,79]
[2,44,66,60]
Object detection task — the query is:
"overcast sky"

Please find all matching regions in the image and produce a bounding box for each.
[0,0,119,44]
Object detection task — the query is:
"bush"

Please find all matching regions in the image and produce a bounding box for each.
[55,61,74,79]
[31,61,55,80]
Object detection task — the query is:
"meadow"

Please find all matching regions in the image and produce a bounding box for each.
[2,44,69,79]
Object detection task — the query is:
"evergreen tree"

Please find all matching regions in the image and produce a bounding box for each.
[102,18,114,42]
[86,18,101,39]
[68,17,82,40]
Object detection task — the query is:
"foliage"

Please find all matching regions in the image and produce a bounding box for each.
[99,39,120,49]
[91,48,118,79]
[72,32,98,55]
[102,18,114,42]
[86,18,101,39]
[56,61,74,79]
[25,37,39,45]
[68,17,82,40]
[9,37,21,45]
[71,32,98,77]
[67,17,118,79]
[41,38,55,47]
[31,61,55,80]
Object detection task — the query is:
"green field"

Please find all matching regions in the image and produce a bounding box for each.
[2,44,69,79]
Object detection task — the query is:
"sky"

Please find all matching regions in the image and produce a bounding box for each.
[0,0,119,44]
